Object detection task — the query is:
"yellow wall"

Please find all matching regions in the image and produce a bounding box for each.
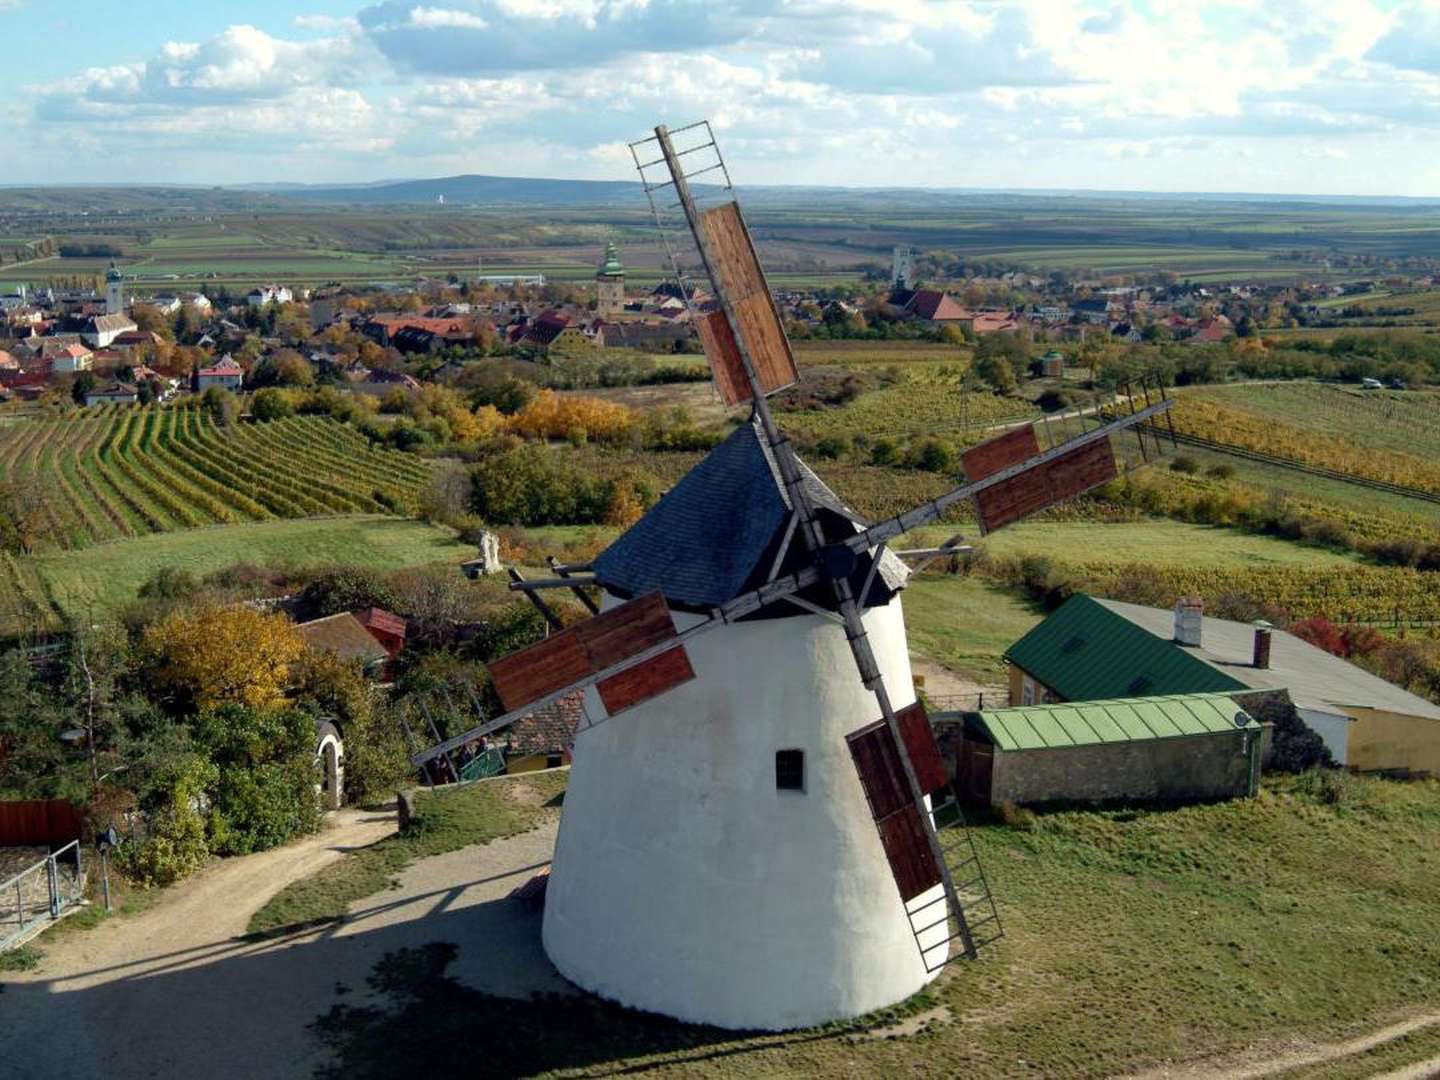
[1340,707,1440,776]
[506,753,562,774]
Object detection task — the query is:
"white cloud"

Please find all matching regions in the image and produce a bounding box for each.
[407,6,490,30]
[16,0,1440,193]
[294,13,362,31]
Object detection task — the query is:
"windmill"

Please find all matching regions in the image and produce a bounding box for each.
[412,122,1176,1030]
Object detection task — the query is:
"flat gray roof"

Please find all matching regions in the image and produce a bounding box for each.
[1097,598,1440,722]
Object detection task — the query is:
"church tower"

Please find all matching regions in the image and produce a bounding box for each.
[595,241,625,317]
[105,262,125,315]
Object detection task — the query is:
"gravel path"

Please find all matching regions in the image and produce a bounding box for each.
[1120,1010,1440,1080]
[0,806,565,1080]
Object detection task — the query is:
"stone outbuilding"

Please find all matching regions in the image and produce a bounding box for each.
[951,692,1265,808]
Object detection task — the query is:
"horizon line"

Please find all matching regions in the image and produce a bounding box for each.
[0,176,1438,203]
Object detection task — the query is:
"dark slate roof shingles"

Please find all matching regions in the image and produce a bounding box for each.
[592,418,906,610]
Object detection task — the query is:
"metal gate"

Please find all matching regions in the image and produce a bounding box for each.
[0,841,84,951]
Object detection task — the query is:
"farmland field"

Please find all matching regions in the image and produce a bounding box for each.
[778,376,1038,440]
[0,406,439,636]
[1160,444,1440,535]
[1169,384,1440,495]
[8,188,1440,293]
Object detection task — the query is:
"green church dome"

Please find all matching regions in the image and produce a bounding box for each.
[597,241,624,278]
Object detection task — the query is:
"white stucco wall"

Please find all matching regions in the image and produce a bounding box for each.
[1300,707,1352,765]
[542,595,946,1031]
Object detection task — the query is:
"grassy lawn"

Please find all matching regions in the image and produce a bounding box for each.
[34,515,468,620]
[248,770,567,937]
[310,771,1440,1079]
[903,575,1042,682]
[907,518,1358,568]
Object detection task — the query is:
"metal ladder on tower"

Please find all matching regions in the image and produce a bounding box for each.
[905,787,1004,972]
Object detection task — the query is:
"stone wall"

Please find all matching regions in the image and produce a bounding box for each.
[989,727,1261,807]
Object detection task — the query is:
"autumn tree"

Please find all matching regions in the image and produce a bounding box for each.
[141,603,307,713]
[0,474,55,554]
[130,303,174,340]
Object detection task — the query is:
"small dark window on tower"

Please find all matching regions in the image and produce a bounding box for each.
[775,749,805,792]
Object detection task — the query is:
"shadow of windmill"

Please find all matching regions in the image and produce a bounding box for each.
[3,890,848,1080]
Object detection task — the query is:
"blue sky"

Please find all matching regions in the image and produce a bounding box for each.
[3,0,1439,195]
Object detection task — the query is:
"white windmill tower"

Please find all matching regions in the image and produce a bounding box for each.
[414,121,1177,1031]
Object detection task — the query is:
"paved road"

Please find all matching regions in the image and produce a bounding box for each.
[0,807,565,1080]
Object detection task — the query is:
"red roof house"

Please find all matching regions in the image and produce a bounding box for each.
[353,607,407,657]
[903,289,973,324]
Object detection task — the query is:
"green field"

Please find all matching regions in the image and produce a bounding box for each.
[778,378,1038,440]
[969,519,1360,568]
[32,516,467,623]
[902,575,1042,682]
[299,768,1440,1080]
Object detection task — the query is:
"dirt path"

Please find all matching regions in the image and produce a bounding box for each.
[0,804,567,1080]
[1120,1010,1440,1080]
[0,808,394,1079]
[911,656,1006,710]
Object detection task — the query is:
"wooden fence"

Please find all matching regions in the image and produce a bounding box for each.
[0,800,84,848]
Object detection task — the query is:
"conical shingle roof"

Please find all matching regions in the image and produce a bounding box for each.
[592,418,906,613]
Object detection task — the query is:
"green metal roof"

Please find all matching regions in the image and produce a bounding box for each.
[974,693,1259,752]
[1004,594,1244,702]
[597,241,624,277]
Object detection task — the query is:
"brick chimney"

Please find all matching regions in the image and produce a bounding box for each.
[1173,597,1204,647]
[1253,621,1273,669]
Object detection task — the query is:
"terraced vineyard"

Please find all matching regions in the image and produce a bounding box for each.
[0,405,435,552]
[0,552,60,636]
[986,558,1440,626]
[778,379,1039,441]
[1169,385,1440,496]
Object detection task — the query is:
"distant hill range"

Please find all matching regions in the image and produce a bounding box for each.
[233,174,1440,210]
[238,174,647,207]
[2,174,1438,214]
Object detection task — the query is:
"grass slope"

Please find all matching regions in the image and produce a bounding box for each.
[903,576,1043,683]
[309,771,1440,1079]
[34,516,468,621]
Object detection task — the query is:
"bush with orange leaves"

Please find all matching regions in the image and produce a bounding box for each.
[141,603,308,713]
[503,389,634,445]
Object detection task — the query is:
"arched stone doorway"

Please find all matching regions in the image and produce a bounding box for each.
[314,720,345,811]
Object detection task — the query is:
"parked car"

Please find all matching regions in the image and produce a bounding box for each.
[1361,377,1384,389]
[1388,377,1407,390]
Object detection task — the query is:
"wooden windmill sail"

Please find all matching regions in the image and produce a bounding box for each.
[413,122,1175,1025]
